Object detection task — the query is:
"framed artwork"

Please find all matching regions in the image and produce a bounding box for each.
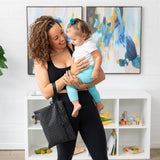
[87,6,142,74]
[26,6,83,75]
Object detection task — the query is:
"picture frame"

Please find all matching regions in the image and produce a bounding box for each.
[86,6,142,74]
[26,6,83,75]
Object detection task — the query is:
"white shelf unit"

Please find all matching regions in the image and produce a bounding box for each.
[25,90,151,160]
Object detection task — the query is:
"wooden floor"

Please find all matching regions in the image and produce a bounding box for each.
[0,149,159,160]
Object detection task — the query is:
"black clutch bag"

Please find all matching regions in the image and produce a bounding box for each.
[34,82,76,148]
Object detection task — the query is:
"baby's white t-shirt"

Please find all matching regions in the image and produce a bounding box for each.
[73,38,97,66]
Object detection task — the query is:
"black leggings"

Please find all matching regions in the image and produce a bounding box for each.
[56,91,108,160]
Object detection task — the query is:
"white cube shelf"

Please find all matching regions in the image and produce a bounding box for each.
[25,90,151,160]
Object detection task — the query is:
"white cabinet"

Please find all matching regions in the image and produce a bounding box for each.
[25,90,151,160]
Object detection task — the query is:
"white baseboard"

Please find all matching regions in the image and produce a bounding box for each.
[0,142,159,150]
[151,141,160,148]
[0,143,24,150]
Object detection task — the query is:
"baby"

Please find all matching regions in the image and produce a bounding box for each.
[66,18,104,117]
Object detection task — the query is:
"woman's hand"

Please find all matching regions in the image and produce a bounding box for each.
[70,57,89,75]
[63,70,82,89]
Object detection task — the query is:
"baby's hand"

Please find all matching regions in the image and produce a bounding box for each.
[91,70,99,79]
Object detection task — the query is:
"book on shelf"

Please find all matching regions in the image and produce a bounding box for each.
[107,129,117,156]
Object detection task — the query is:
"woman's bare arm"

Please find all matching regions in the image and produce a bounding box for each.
[63,67,105,90]
[34,61,66,99]
[63,70,82,88]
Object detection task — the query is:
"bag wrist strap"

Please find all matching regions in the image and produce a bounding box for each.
[52,82,59,100]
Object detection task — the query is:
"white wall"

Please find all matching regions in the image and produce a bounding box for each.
[0,0,160,149]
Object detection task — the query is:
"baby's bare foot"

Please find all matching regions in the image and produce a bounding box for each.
[72,104,81,117]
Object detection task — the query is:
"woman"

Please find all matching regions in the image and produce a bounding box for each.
[29,16,108,160]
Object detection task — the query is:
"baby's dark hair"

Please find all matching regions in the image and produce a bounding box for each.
[66,18,91,40]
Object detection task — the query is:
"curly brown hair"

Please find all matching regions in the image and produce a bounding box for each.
[28,16,61,66]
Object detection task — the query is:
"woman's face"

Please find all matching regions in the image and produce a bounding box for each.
[48,23,66,50]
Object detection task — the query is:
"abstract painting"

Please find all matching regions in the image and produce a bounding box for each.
[27,6,82,75]
[87,6,142,74]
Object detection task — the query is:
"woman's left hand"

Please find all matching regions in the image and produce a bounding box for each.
[63,70,82,89]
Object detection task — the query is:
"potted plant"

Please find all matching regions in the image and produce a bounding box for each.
[0,45,8,76]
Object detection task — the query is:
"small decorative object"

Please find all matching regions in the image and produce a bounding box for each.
[0,45,8,76]
[132,121,137,125]
[34,147,52,154]
[74,145,85,155]
[32,115,39,124]
[126,121,131,125]
[122,111,128,122]
[135,117,140,122]
[129,116,135,122]
[123,145,143,154]
[120,111,128,125]
[100,111,112,125]
[139,120,143,126]
[121,121,126,125]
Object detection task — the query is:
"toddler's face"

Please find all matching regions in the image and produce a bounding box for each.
[67,28,86,46]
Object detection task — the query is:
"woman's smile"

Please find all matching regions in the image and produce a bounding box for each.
[59,40,66,46]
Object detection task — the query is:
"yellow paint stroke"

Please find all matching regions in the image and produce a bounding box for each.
[111,35,114,41]
[89,17,93,25]
[109,41,112,48]
[97,24,102,30]
[107,54,110,60]
[99,38,106,52]
[95,9,97,15]
[101,42,107,52]
[61,23,64,29]
[116,60,119,64]
[110,8,117,31]
[123,8,125,27]
[135,29,139,46]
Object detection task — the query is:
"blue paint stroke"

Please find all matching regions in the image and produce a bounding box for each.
[54,16,63,23]
[120,36,140,69]
[115,8,125,44]
[125,36,137,61]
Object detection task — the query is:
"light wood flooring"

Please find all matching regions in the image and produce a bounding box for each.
[0,149,159,160]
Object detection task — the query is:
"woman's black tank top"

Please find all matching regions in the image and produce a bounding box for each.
[47,45,73,88]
